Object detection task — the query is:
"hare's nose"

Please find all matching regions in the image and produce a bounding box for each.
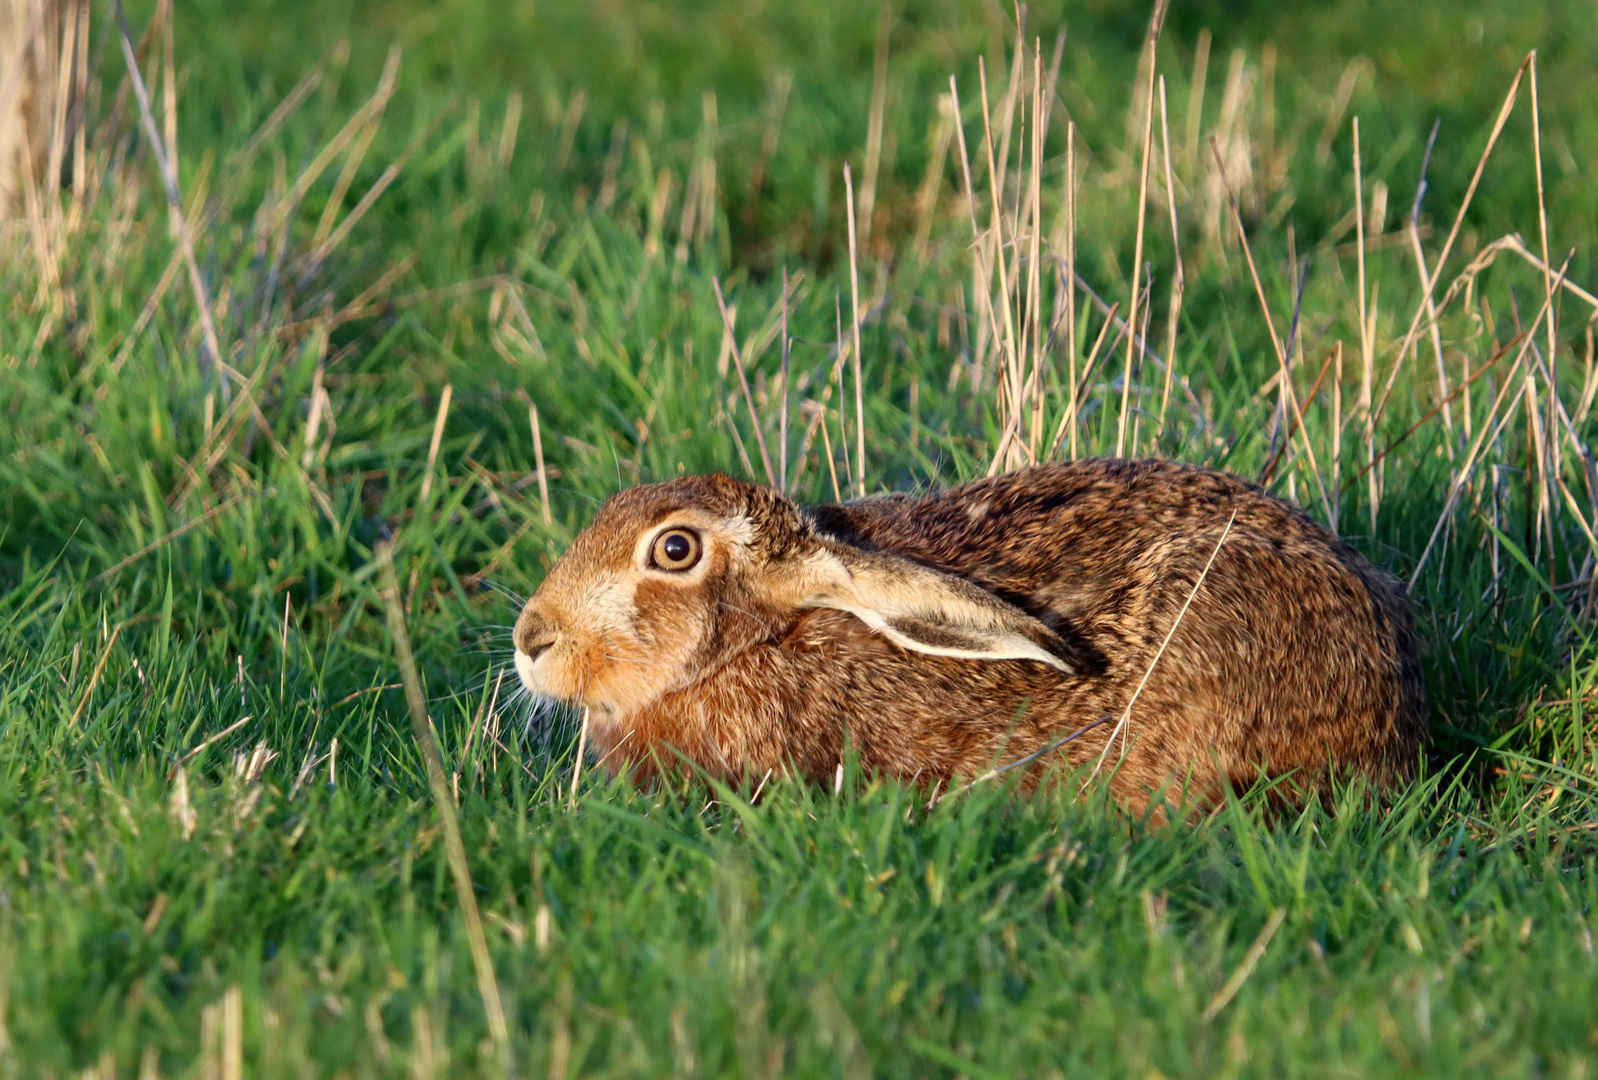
[514,609,557,660]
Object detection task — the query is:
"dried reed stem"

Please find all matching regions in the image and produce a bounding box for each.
[1382,55,1529,424]
[1201,908,1287,1021]
[1117,0,1169,458]
[418,383,453,504]
[1210,137,1332,520]
[1331,340,1343,533]
[1529,51,1561,491]
[1064,121,1079,458]
[779,266,791,491]
[375,542,514,1074]
[1183,30,1210,178]
[88,495,244,585]
[843,163,866,495]
[68,622,124,729]
[1409,269,1566,588]
[857,5,890,252]
[713,278,777,486]
[569,706,591,807]
[111,0,227,392]
[1092,509,1237,780]
[1155,75,1185,443]
[974,59,1023,474]
[529,403,551,524]
[1345,333,1523,493]
[1352,117,1377,532]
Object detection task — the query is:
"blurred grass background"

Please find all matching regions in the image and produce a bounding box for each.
[1,0,1597,1074]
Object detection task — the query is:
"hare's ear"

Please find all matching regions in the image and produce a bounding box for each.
[776,543,1075,672]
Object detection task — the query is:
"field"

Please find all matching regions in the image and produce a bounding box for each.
[3,0,1598,1074]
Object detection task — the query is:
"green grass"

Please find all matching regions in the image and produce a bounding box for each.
[3,0,1598,1074]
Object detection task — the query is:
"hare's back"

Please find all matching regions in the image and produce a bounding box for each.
[807,459,1326,601]
[808,459,1425,782]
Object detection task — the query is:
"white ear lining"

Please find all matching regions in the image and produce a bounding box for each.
[806,596,1073,671]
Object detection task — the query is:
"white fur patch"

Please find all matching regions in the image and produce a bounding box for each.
[578,576,638,637]
[514,648,540,692]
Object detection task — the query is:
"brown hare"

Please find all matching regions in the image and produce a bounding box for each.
[511,459,1427,813]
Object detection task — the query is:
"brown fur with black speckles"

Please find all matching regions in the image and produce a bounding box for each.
[512,460,1427,813]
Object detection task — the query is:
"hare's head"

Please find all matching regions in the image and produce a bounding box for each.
[512,474,1073,716]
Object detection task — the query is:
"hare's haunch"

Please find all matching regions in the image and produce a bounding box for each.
[512,460,1426,810]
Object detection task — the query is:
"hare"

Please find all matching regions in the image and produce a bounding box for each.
[511,459,1426,812]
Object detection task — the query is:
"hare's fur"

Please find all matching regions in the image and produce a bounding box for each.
[513,459,1426,810]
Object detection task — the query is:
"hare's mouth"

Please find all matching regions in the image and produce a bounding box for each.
[513,647,544,695]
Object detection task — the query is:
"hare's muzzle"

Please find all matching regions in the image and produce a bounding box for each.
[512,609,559,693]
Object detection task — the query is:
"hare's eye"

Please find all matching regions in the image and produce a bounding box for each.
[650,528,702,571]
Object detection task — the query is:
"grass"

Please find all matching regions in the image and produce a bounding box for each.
[2,0,1598,1074]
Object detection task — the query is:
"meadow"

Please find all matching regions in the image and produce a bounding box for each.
[2,0,1597,1074]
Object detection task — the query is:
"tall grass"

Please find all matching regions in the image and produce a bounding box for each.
[1,0,1596,1073]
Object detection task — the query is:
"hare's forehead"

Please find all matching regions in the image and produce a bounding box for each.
[583,504,758,554]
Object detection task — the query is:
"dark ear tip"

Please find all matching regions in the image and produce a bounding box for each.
[1038,625,1109,676]
[804,504,862,543]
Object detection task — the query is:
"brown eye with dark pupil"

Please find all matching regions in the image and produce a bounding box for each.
[652,528,701,571]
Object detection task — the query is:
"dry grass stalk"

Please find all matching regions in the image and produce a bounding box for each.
[1063,121,1079,457]
[1528,52,1562,493]
[1381,55,1529,425]
[713,277,777,487]
[0,0,44,213]
[570,706,592,807]
[88,495,245,586]
[1182,29,1211,178]
[947,72,986,380]
[1345,334,1523,495]
[417,383,453,504]
[167,716,252,779]
[779,268,792,490]
[1156,75,1185,441]
[843,162,866,495]
[1402,120,1455,454]
[1331,340,1344,533]
[1092,509,1237,780]
[951,32,1069,476]
[1117,0,1170,458]
[312,111,381,248]
[1210,136,1332,521]
[1260,346,1340,487]
[817,402,842,502]
[1315,58,1370,164]
[269,43,400,255]
[1049,301,1120,456]
[1202,908,1287,1021]
[307,107,441,271]
[375,542,514,1074]
[67,621,124,729]
[1026,44,1046,461]
[111,0,226,390]
[972,58,1024,474]
[1352,117,1378,531]
[1200,49,1254,258]
[1409,266,1567,588]
[300,320,333,469]
[911,93,956,261]
[857,5,891,253]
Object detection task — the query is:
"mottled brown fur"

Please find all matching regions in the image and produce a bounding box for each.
[512,459,1427,813]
